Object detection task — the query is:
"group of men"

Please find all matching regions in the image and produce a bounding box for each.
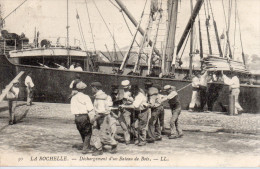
[189,70,243,115]
[70,77,183,156]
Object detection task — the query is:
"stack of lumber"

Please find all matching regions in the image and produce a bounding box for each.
[203,55,248,73]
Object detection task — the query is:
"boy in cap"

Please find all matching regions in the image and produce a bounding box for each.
[71,81,94,154]
[161,85,183,139]
[90,82,117,156]
[6,80,20,125]
[120,84,150,146]
[118,80,134,145]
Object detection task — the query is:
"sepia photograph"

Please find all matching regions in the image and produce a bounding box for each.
[0,0,259,167]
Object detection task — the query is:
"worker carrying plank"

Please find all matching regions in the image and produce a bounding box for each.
[5,80,20,125]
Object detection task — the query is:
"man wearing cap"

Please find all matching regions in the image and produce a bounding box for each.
[71,81,94,154]
[146,83,164,142]
[90,82,117,156]
[189,72,201,112]
[25,72,34,106]
[118,80,134,145]
[222,71,243,115]
[69,73,81,98]
[5,80,20,125]
[161,85,183,139]
[120,85,150,146]
[199,70,208,112]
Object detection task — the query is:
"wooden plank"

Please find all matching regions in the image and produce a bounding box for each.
[0,71,25,102]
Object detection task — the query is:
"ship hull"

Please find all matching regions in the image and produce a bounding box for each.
[0,55,259,113]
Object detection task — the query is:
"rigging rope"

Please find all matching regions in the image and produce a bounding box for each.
[232,0,237,58]
[84,0,96,52]
[76,10,87,51]
[3,0,28,21]
[92,0,124,58]
[107,0,140,47]
[236,0,244,56]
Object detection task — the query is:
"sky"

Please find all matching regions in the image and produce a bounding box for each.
[1,0,260,72]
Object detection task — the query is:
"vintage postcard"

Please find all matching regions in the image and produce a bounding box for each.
[0,0,259,167]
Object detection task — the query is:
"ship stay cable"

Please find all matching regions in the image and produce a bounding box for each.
[2,0,28,21]
[235,0,246,66]
[119,0,148,72]
[84,0,96,53]
[107,0,140,47]
[232,0,237,58]
[92,0,124,58]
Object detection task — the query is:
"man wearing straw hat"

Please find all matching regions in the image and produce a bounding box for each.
[118,80,134,145]
[71,81,94,154]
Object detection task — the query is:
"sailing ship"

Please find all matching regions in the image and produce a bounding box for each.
[0,0,259,113]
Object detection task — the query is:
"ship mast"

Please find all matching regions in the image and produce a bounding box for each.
[114,0,161,57]
[66,0,70,65]
[163,0,179,75]
[189,0,194,77]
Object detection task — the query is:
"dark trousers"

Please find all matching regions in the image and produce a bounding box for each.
[147,105,164,140]
[170,107,182,136]
[200,86,207,111]
[8,100,17,123]
[132,109,150,143]
[75,114,92,150]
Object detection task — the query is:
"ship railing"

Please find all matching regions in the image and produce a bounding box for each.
[0,39,17,54]
[0,37,83,55]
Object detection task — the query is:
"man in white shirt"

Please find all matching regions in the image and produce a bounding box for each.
[146,83,164,142]
[120,84,150,146]
[223,71,243,115]
[24,72,34,106]
[90,82,117,156]
[118,80,134,145]
[189,72,201,111]
[69,62,76,70]
[6,80,20,125]
[71,81,94,154]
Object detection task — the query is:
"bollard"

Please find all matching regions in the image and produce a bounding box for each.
[229,94,235,116]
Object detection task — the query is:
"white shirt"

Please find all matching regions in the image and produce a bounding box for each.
[69,65,75,70]
[133,92,148,110]
[223,75,240,89]
[192,76,200,88]
[200,72,208,87]
[74,67,83,71]
[25,76,34,88]
[94,90,113,114]
[71,92,93,115]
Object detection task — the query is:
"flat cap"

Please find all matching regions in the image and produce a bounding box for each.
[163,85,176,91]
[91,82,102,87]
[76,81,87,90]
